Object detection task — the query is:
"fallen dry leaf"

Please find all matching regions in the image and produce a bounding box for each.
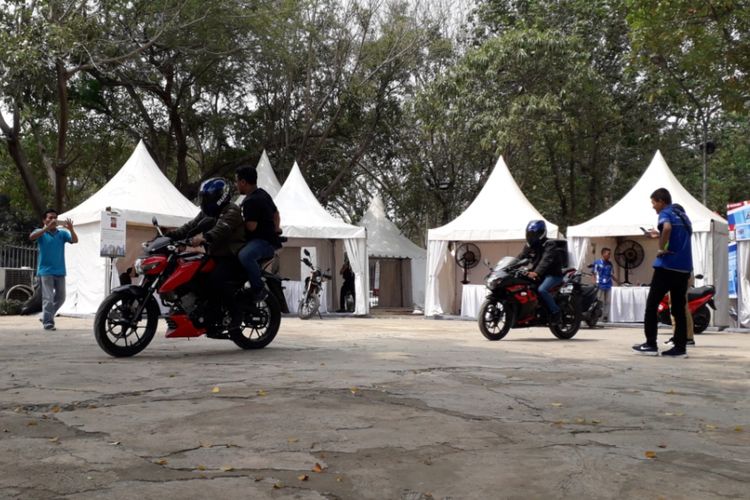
[257,389,268,397]
[550,402,563,407]
[26,421,37,427]
[704,424,718,431]
[50,406,61,413]
[336,476,343,482]
[272,481,284,489]
[197,465,206,471]
[221,466,234,472]
[350,387,360,395]
[48,437,59,443]
[644,451,657,459]
[312,462,326,473]
[734,426,744,433]
[298,474,309,481]
[211,386,221,393]
[108,441,120,446]
[156,459,168,465]
[287,437,299,443]
[657,443,667,449]
[254,476,263,482]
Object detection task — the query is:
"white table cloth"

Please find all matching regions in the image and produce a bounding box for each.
[460,284,487,319]
[283,280,328,315]
[609,286,650,323]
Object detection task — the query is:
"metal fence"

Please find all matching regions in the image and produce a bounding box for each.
[0,244,38,270]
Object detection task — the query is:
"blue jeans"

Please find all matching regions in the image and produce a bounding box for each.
[238,239,276,291]
[40,275,66,326]
[538,275,562,316]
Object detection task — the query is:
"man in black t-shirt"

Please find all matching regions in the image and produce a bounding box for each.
[235,165,282,300]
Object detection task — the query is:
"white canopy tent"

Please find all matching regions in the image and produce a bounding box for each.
[567,150,729,326]
[425,156,559,316]
[58,141,199,315]
[358,195,426,309]
[274,162,369,315]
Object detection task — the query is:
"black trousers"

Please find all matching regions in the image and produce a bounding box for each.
[340,281,355,310]
[206,257,242,328]
[644,267,689,348]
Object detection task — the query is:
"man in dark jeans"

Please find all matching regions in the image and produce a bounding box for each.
[633,188,692,358]
[517,220,564,324]
[235,165,282,301]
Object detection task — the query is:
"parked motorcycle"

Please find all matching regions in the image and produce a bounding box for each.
[93,217,283,357]
[298,249,332,319]
[478,256,582,340]
[657,276,715,334]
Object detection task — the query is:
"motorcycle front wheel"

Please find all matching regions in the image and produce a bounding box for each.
[231,291,282,349]
[550,296,581,339]
[297,294,320,320]
[94,291,160,357]
[478,299,515,340]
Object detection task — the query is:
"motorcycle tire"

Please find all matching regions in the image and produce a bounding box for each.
[298,295,320,320]
[478,299,515,341]
[231,291,282,349]
[344,292,355,313]
[586,302,603,328]
[693,305,711,334]
[550,296,581,340]
[94,291,160,357]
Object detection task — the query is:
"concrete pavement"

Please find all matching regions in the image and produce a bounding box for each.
[0,315,748,499]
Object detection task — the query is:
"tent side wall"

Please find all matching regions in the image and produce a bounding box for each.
[708,222,729,327]
[58,222,105,316]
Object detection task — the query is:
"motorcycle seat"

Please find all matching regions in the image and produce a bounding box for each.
[687,285,714,301]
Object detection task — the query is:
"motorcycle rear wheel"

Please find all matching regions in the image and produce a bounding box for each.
[297,295,320,320]
[231,291,282,349]
[478,299,514,340]
[550,297,581,339]
[693,305,711,334]
[94,291,160,357]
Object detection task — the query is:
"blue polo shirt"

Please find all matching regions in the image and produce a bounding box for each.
[36,229,72,276]
[653,204,692,273]
[592,258,614,290]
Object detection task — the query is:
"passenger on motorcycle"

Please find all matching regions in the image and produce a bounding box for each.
[517,220,564,325]
[165,177,246,333]
[234,166,283,302]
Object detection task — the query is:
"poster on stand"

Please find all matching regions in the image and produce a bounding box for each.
[100,210,126,257]
[728,242,738,299]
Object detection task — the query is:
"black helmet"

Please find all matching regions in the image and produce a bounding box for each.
[525,220,547,246]
[198,177,231,217]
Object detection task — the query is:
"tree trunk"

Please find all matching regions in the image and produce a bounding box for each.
[55,59,70,212]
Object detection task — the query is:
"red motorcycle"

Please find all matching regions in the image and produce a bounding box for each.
[94,217,282,357]
[657,277,715,334]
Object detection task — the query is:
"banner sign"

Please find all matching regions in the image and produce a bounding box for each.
[728,242,738,299]
[100,210,126,257]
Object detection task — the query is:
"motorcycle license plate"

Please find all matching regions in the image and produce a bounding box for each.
[560,284,574,294]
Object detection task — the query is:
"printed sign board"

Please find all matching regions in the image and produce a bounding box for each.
[100,210,126,257]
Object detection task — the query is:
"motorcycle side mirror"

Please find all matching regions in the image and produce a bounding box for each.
[695,274,704,280]
[302,258,312,266]
[303,249,311,257]
[484,258,491,267]
[152,216,164,236]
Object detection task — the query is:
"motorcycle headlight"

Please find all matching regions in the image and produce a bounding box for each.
[134,258,145,275]
[134,257,160,275]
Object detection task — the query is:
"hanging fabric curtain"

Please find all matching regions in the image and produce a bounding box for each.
[344,237,369,315]
[425,240,449,316]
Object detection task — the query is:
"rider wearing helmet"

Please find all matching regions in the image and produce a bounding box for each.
[517,220,565,324]
[166,177,246,333]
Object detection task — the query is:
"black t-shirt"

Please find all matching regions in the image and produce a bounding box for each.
[241,188,280,247]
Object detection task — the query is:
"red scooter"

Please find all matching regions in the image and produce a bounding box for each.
[657,277,715,334]
[93,217,282,357]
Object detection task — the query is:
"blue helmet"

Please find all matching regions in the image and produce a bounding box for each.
[525,220,547,246]
[198,177,231,217]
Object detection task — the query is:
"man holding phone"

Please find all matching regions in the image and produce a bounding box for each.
[632,189,692,357]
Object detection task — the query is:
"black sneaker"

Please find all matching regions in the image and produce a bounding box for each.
[661,346,688,358]
[665,337,695,346]
[632,342,658,355]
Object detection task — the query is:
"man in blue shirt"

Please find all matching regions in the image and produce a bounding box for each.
[29,209,78,330]
[632,188,692,357]
[592,247,617,322]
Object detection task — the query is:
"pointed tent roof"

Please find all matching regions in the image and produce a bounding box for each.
[359,195,426,259]
[275,162,365,239]
[568,150,727,237]
[257,150,282,198]
[428,156,559,241]
[60,141,199,227]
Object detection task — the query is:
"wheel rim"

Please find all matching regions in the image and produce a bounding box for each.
[239,299,273,342]
[103,298,151,348]
[299,297,318,317]
[482,302,508,334]
[557,301,577,333]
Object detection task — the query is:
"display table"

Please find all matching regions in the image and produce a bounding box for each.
[283,280,328,315]
[460,284,487,319]
[609,286,650,323]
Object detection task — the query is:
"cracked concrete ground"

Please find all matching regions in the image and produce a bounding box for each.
[0,315,748,500]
